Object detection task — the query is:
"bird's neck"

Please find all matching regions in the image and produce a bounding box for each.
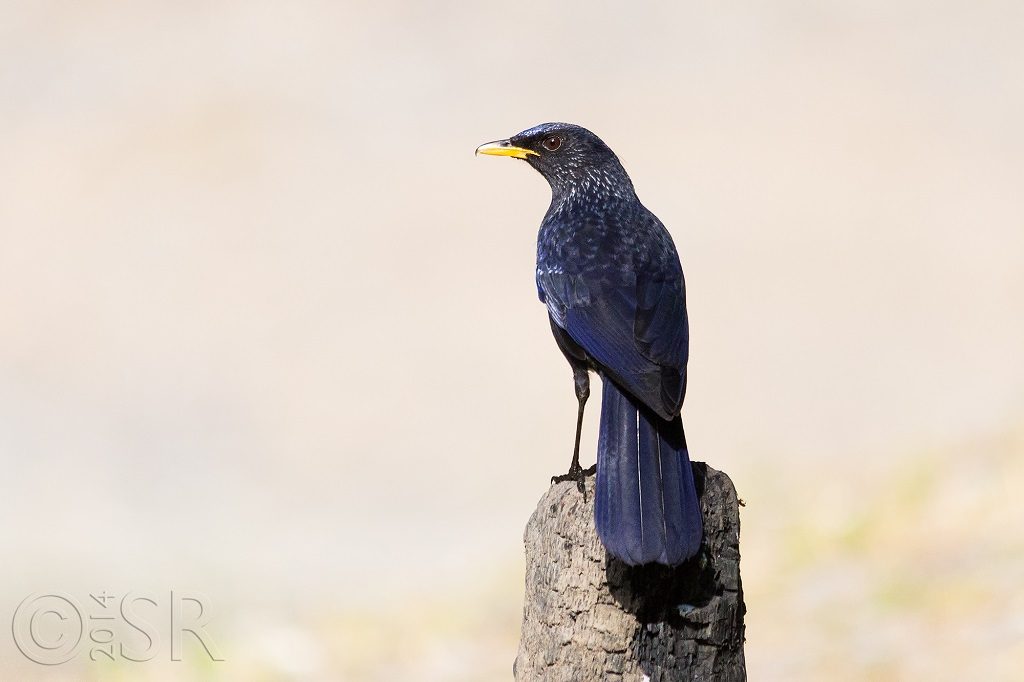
[547,165,636,211]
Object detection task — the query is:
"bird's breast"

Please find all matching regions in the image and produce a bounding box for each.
[537,211,634,275]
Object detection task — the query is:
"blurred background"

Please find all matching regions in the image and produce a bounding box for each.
[1,1,1022,679]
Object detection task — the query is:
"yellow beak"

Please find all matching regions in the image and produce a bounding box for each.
[475,139,538,159]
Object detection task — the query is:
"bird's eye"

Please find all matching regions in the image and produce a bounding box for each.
[541,135,562,151]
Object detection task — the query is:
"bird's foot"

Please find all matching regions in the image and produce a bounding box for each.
[551,463,597,501]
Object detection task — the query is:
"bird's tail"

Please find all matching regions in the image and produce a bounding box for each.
[594,378,703,566]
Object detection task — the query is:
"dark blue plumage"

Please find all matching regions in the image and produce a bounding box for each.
[477,122,703,566]
[596,381,702,565]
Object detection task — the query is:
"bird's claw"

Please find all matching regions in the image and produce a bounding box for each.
[551,463,597,502]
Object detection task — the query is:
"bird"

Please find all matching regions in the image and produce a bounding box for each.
[476,123,703,566]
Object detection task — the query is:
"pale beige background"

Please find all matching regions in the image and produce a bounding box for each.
[1,1,1022,680]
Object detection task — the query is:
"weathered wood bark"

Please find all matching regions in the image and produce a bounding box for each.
[515,462,745,681]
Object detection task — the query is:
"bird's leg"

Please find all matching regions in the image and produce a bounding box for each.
[551,367,596,499]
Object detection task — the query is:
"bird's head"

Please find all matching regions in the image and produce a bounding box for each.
[476,122,634,200]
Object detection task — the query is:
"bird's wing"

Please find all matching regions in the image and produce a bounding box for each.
[539,269,688,421]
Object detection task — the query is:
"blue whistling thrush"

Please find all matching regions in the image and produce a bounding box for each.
[476,123,703,566]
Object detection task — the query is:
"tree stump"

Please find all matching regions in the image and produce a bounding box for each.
[515,462,745,681]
